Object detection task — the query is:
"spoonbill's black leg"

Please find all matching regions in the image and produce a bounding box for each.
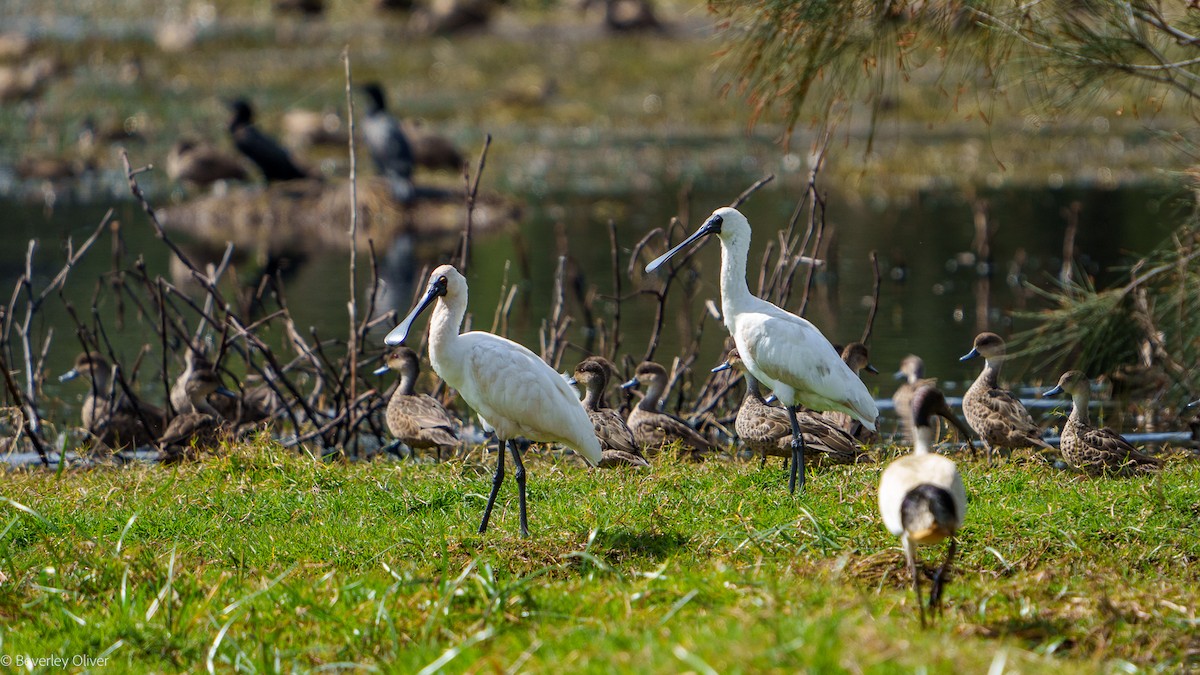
[785,406,807,494]
[509,440,529,537]
[478,439,507,534]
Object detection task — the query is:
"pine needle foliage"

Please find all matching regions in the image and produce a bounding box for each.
[708,1,1200,135]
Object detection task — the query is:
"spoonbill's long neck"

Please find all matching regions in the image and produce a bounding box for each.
[718,236,753,325]
[428,293,465,365]
[637,376,667,412]
[1069,388,1090,426]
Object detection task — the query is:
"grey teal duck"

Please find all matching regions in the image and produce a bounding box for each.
[1042,370,1162,476]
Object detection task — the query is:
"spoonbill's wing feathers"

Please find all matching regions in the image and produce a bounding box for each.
[457,332,602,463]
[736,306,879,430]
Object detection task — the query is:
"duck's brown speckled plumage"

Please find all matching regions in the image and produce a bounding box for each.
[64,351,164,451]
[598,449,651,468]
[160,367,230,462]
[381,347,460,457]
[574,357,644,462]
[892,354,938,444]
[961,333,1052,457]
[822,342,879,443]
[1045,370,1162,477]
[624,361,712,460]
[725,350,865,466]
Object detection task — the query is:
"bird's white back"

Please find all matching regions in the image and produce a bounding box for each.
[878,453,965,537]
[432,330,602,464]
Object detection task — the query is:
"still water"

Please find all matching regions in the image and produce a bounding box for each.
[2,170,1185,412]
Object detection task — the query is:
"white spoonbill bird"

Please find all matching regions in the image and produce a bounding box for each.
[384,264,602,537]
[878,385,970,628]
[644,206,878,493]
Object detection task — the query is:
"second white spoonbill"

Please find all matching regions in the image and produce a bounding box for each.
[645,207,878,493]
[384,264,602,537]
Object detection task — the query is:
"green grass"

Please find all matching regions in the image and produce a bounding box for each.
[1,442,1197,672]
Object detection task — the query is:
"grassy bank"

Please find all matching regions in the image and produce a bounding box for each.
[1,443,1197,672]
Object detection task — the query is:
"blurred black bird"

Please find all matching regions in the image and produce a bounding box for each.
[227,99,308,183]
[361,83,416,202]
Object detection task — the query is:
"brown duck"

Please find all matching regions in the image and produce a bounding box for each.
[715,349,865,467]
[374,347,461,460]
[160,367,235,463]
[59,351,164,450]
[1042,370,1162,476]
[571,356,648,469]
[166,139,250,189]
[621,361,713,460]
[960,332,1053,460]
[892,354,938,444]
[823,342,879,442]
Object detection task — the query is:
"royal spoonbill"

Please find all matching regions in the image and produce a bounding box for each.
[384,264,602,536]
[621,361,714,460]
[1042,370,1162,476]
[374,346,461,461]
[644,206,878,493]
[713,350,864,467]
[960,332,1052,461]
[878,385,971,628]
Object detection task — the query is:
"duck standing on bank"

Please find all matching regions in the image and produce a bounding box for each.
[714,349,863,467]
[960,332,1053,461]
[892,354,936,444]
[878,385,972,627]
[570,356,648,468]
[645,206,878,493]
[622,361,713,461]
[1042,370,1163,476]
[374,346,461,461]
[385,264,602,537]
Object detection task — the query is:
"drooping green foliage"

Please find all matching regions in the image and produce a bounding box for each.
[1012,212,1200,403]
[709,1,1200,135]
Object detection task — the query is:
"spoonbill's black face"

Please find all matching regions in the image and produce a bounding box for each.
[644,213,724,273]
[385,275,449,346]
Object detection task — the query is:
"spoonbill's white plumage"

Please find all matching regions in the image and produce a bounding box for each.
[644,206,878,493]
[878,385,971,627]
[384,264,602,536]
